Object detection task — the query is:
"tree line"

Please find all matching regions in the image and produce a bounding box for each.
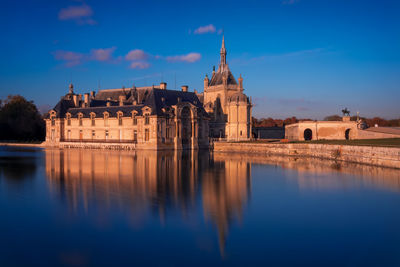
[0,95,45,141]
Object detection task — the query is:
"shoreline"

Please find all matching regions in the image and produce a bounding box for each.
[1,141,399,169]
[213,142,400,170]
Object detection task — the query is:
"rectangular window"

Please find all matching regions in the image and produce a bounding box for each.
[145,114,150,125]
[133,117,137,125]
[51,117,55,126]
[67,130,71,140]
[92,130,95,139]
[67,117,71,126]
[133,130,137,143]
[118,117,123,126]
[79,116,83,126]
[145,129,149,141]
[79,130,83,140]
[91,115,95,126]
[105,130,109,140]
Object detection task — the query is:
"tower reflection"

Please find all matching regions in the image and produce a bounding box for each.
[45,148,251,254]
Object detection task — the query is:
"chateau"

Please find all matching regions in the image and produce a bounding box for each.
[45,37,253,149]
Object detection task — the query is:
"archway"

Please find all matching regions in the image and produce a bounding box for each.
[345,129,351,140]
[304,128,312,141]
[181,106,192,145]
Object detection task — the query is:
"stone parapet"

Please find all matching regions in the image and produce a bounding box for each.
[213,142,400,169]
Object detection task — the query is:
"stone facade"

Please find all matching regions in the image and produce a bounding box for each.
[285,118,359,141]
[45,83,210,150]
[201,36,252,141]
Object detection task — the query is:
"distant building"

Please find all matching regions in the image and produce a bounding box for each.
[45,83,210,149]
[285,116,400,141]
[200,36,252,141]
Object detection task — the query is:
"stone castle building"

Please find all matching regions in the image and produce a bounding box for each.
[201,36,252,140]
[45,36,252,149]
[46,83,210,150]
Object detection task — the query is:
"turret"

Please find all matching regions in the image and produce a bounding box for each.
[238,74,243,91]
[69,83,74,94]
[204,74,209,89]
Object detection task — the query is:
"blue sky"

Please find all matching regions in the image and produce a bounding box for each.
[0,0,399,119]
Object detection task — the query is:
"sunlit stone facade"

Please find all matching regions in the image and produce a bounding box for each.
[200,36,252,141]
[45,83,209,150]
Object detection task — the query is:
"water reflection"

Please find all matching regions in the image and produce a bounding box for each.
[45,148,251,253]
[214,153,400,192]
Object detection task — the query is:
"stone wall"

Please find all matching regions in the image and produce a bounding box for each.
[213,142,400,169]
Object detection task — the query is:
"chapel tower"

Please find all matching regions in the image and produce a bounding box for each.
[203,36,252,140]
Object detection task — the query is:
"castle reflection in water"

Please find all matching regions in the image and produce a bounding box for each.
[44,149,400,254]
[45,148,251,253]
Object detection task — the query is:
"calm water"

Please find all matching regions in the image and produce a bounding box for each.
[0,146,400,266]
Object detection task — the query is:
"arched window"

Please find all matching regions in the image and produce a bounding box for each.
[90,113,96,126]
[345,129,351,140]
[51,115,55,126]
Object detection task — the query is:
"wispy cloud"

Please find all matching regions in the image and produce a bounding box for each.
[194,24,216,34]
[58,4,96,25]
[53,47,117,67]
[282,0,299,5]
[53,50,84,67]
[166,53,201,63]
[90,47,117,62]
[125,49,149,61]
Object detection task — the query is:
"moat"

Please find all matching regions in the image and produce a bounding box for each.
[1,146,400,266]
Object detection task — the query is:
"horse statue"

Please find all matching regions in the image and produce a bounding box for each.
[341,108,350,116]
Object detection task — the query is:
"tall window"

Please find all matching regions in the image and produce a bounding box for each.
[144,114,150,125]
[67,130,71,140]
[91,113,95,126]
[133,130,137,143]
[104,113,109,126]
[145,129,150,141]
[105,130,109,140]
[133,116,137,125]
[66,114,71,126]
[92,130,95,140]
[118,113,123,126]
[51,116,55,126]
[78,114,83,126]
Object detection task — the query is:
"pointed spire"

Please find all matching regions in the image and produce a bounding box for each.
[220,35,227,66]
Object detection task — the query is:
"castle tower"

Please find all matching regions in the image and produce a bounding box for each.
[203,36,252,140]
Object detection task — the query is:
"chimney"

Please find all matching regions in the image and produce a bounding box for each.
[160,82,167,90]
[119,95,126,106]
[73,95,79,107]
[84,93,89,107]
[181,85,188,92]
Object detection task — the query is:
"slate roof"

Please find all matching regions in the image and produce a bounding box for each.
[209,66,237,86]
[48,87,208,118]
